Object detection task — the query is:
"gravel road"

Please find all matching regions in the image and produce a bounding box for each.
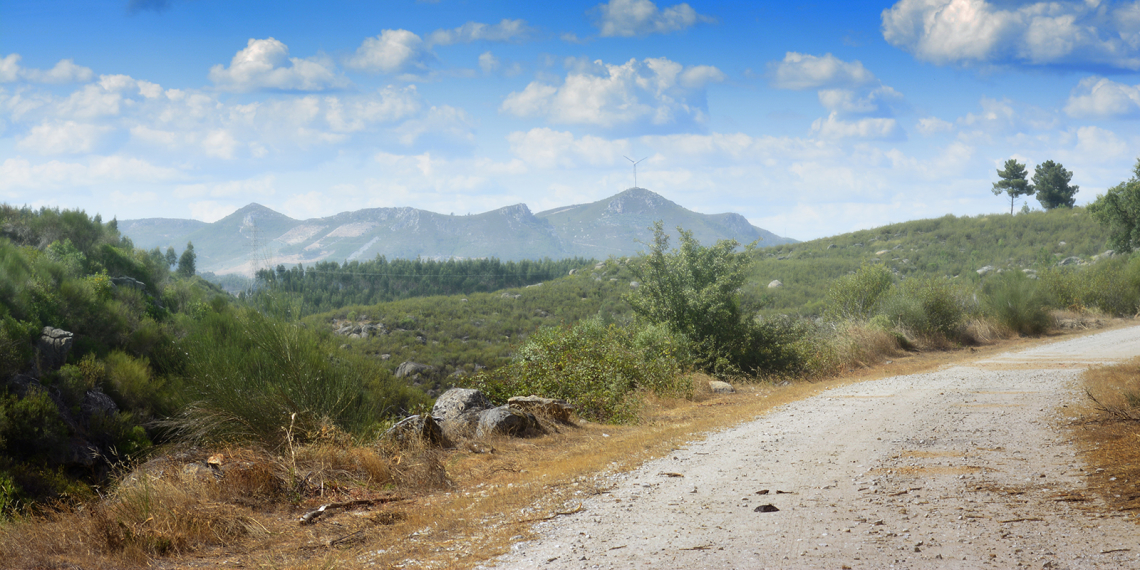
[489,326,1140,569]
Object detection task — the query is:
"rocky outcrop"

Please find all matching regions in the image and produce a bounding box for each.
[395,361,434,379]
[508,395,575,424]
[432,388,492,421]
[36,327,74,373]
[476,406,539,438]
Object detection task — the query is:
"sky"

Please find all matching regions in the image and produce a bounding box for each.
[2,0,1140,242]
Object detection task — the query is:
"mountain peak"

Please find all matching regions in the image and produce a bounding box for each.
[604,187,677,216]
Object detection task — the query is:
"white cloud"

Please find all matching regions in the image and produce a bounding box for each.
[0,155,180,190]
[188,201,239,223]
[500,57,724,130]
[427,19,535,46]
[592,0,714,37]
[346,29,431,74]
[17,121,110,154]
[916,116,954,135]
[203,129,238,159]
[769,52,876,90]
[811,112,904,140]
[818,86,903,115]
[1064,76,1140,119]
[324,86,423,132]
[0,54,93,84]
[881,0,1140,70]
[957,96,1058,136]
[479,52,499,75]
[174,175,277,199]
[507,128,631,169]
[208,38,347,92]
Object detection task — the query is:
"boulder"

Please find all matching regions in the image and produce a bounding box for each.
[81,390,119,420]
[629,281,640,289]
[7,374,42,398]
[1057,256,1082,267]
[976,265,995,276]
[708,380,735,394]
[110,276,146,291]
[432,388,493,422]
[827,244,837,249]
[439,410,482,441]
[36,327,74,372]
[476,406,539,438]
[767,280,783,289]
[382,414,443,447]
[395,361,434,379]
[508,395,575,424]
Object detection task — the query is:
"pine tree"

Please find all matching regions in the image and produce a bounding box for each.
[992,159,1035,215]
[1033,160,1079,209]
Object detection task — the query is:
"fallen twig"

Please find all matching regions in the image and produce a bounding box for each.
[299,496,403,525]
[998,518,1043,523]
[516,503,583,524]
[680,544,713,551]
[1100,548,1131,554]
[1085,389,1140,421]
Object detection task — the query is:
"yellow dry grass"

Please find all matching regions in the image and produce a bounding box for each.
[1069,356,1140,521]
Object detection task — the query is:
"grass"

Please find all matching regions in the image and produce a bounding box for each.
[1070,357,1140,522]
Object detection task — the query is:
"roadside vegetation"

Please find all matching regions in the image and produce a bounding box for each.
[4,157,1140,568]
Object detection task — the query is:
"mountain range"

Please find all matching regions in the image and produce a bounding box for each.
[119,188,795,275]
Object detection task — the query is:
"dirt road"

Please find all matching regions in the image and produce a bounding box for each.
[489,326,1140,569]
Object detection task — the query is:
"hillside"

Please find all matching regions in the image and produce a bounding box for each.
[118,189,794,274]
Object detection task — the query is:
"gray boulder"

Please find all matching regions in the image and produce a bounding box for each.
[767,280,783,289]
[110,276,146,291]
[708,380,736,394]
[432,388,492,422]
[476,406,538,438]
[395,361,434,379]
[81,390,119,420]
[7,374,43,398]
[508,395,575,424]
[36,327,74,372]
[1057,256,1082,267]
[976,265,995,276]
[382,414,443,447]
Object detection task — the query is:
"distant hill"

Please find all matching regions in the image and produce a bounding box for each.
[119,188,796,275]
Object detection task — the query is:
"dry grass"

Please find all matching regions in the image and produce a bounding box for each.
[1070,357,1140,521]
[0,318,1133,569]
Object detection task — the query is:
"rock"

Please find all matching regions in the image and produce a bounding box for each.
[976,265,995,276]
[1058,241,1067,246]
[380,353,391,360]
[853,243,863,247]
[569,269,577,275]
[395,361,433,378]
[500,293,521,299]
[509,395,575,424]
[432,388,493,422]
[776,256,788,261]
[525,282,543,288]
[629,281,640,289]
[708,380,735,394]
[36,327,74,372]
[7,374,43,398]
[81,390,119,420]
[476,406,539,438]
[382,415,443,447]
[439,410,482,440]
[767,280,783,289]
[110,276,146,291]
[875,249,889,255]
[1057,256,1082,267]
[827,244,836,249]
[594,262,605,269]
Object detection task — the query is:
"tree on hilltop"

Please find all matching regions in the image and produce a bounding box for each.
[1033,160,1079,210]
[992,159,1034,215]
[1089,158,1140,253]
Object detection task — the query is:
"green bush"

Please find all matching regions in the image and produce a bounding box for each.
[881,277,968,342]
[981,271,1052,335]
[472,317,687,423]
[824,264,894,321]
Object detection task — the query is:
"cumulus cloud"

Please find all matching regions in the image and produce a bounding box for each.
[881,0,1140,70]
[18,121,110,155]
[0,54,93,84]
[591,0,714,37]
[916,116,954,135]
[208,38,347,92]
[957,96,1059,136]
[346,29,431,75]
[507,128,631,169]
[1064,76,1140,119]
[500,57,724,131]
[768,52,875,90]
[811,112,905,140]
[0,155,181,190]
[427,19,535,46]
[818,86,903,115]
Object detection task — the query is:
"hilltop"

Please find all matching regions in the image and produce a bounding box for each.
[118,188,796,275]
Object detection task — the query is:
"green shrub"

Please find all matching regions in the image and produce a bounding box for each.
[981,271,1052,335]
[472,317,687,423]
[882,277,968,342]
[824,264,893,321]
[104,351,167,416]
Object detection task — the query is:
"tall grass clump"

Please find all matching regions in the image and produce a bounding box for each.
[824,264,893,321]
[880,277,969,345]
[165,302,428,446]
[472,317,688,423]
[1040,257,1140,316]
[980,271,1053,335]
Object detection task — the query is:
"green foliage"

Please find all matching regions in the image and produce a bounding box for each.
[472,318,686,423]
[880,277,968,341]
[164,246,177,268]
[824,264,893,321]
[0,389,69,463]
[169,303,428,446]
[993,159,1035,215]
[255,256,593,316]
[981,271,1052,335]
[1089,158,1140,253]
[1033,160,1079,210]
[177,242,196,277]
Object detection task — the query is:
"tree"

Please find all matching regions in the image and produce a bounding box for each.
[164,246,177,268]
[1089,158,1140,253]
[177,241,196,277]
[1033,160,1079,209]
[992,159,1035,215]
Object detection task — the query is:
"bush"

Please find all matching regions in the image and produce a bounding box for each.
[824,264,893,321]
[980,271,1052,335]
[472,317,687,423]
[881,277,968,343]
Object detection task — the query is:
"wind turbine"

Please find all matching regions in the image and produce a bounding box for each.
[624,155,647,189]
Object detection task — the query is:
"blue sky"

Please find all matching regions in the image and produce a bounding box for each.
[2,0,1139,241]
